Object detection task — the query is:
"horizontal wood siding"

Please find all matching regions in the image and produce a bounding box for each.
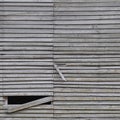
[0,0,120,120]
[53,0,120,120]
[0,0,53,119]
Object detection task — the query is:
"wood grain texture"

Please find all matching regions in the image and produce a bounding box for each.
[1,0,120,120]
[53,0,120,119]
[0,1,54,119]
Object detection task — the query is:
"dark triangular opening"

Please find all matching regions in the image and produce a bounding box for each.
[7,96,51,105]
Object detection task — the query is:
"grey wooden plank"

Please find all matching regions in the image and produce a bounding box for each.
[54,114,120,118]
[55,6,120,11]
[0,21,53,24]
[0,38,52,42]
[0,3,53,6]
[54,96,120,101]
[0,11,53,16]
[0,7,53,11]
[54,0,120,2]
[54,29,120,34]
[54,20,120,24]
[3,118,53,120]
[0,29,53,33]
[0,25,53,29]
[55,15,120,20]
[54,2,120,7]
[1,81,53,84]
[0,34,53,38]
[54,110,120,114]
[0,114,53,118]
[54,11,120,16]
[0,16,53,20]
[1,78,53,81]
[3,92,53,96]
[2,0,53,2]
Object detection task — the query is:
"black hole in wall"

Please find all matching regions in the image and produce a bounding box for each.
[8,96,51,105]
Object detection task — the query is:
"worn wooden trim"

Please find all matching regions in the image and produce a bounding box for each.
[7,97,53,113]
[54,63,66,81]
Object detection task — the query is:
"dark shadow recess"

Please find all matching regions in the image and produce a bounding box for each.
[7,96,51,105]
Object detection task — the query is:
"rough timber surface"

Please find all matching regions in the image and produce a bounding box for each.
[0,0,54,120]
[1,0,120,120]
[53,0,120,120]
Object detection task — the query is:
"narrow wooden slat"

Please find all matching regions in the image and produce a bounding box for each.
[54,63,66,81]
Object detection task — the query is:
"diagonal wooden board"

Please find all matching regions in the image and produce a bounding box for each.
[7,97,53,113]
[54,63,66,81]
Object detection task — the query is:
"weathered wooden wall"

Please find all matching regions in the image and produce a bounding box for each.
[0,0,120,120]
[0,0,54,119]
[53,0,120,120]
